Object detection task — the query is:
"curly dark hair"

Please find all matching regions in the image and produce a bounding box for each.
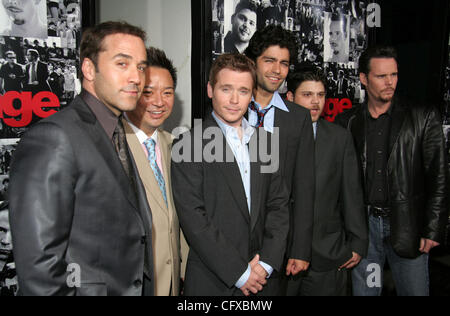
[244,25,298,64]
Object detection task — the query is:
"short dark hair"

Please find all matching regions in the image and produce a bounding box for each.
[287,63,327,95]
[359,45,398,75]
[330,13,347,36]
[80,21,147,81]
[147,47,178,89]
[209,53,256,89]
[27,49,39,59]
[233,0,258,16]
[244,25,298,65]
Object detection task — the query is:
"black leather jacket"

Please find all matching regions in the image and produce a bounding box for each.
[335,97,449,258]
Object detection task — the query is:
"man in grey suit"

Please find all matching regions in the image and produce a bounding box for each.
[9,21,154,296]
[285,65,368,296]
[172,54,289,296]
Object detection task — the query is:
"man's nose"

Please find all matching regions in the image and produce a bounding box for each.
[1,232,11,247]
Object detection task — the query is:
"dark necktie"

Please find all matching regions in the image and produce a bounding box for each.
[249,101,272,128]
[113,116,151,278]
[112,116,137,191]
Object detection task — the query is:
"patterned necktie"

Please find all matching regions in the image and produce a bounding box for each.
[112,116,137,191]
[144,138,167,206]
[249,101,272,128]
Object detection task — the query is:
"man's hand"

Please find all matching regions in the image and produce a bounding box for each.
[419,238,440,254]
[286,259,310,276]
[240,255,267,296]
[339,252,362,270]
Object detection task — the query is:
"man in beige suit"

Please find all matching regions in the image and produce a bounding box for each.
[125,47,188,296]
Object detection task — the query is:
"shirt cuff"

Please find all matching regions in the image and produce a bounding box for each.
[235,264,251,289]
[259,261,273,278]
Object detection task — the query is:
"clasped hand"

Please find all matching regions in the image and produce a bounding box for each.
[240,254,268,296]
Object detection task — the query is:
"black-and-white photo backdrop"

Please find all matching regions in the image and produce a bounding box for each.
[211,0,370,122]
[0,0,83,296]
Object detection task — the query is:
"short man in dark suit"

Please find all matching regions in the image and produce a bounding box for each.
[171,54,290,296]
[285,65,368,296]
[9,21,155,296]
[23,49,50,95]
[244,25,315,281]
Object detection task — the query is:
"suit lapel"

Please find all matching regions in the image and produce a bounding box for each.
[158,131,177,222]
[124,122,168,213]
[250,132,262,232]
[74,100,138,210]
[350,107,366,157]
[314,120,327,169]
[388,101,406,161]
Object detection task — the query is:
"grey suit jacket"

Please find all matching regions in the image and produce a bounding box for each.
[9,95,154,296]
[311,119,368,272]
[171,117,290,296]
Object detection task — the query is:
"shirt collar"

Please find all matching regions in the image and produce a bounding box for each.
[124,113,158,144]
[212,111,255,144]
[365,99,395,119]
[81,89,119,141]
[252,91,289,112]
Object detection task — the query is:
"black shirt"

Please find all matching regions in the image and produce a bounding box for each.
[366,105,392,207]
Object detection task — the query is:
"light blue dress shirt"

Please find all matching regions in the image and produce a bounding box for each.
[212,112,274,289]
[313,122,317,140]
[248,91,289,134]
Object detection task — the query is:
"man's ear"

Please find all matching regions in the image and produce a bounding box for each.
[359,73,368,88]
[207,81,213,99]
[82,58,96,82]
[286,91,294,103]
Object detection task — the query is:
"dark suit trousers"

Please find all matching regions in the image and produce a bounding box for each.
[286,269,349,296]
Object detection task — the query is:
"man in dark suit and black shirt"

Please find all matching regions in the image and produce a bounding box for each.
[244,25,315,283]
[9,21,155,296]
[285,65,368,296]
[172,54,289,296]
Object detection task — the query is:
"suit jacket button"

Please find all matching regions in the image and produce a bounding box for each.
[134,279,142,287]
[141,236,146,244]
[166,259,172,265]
